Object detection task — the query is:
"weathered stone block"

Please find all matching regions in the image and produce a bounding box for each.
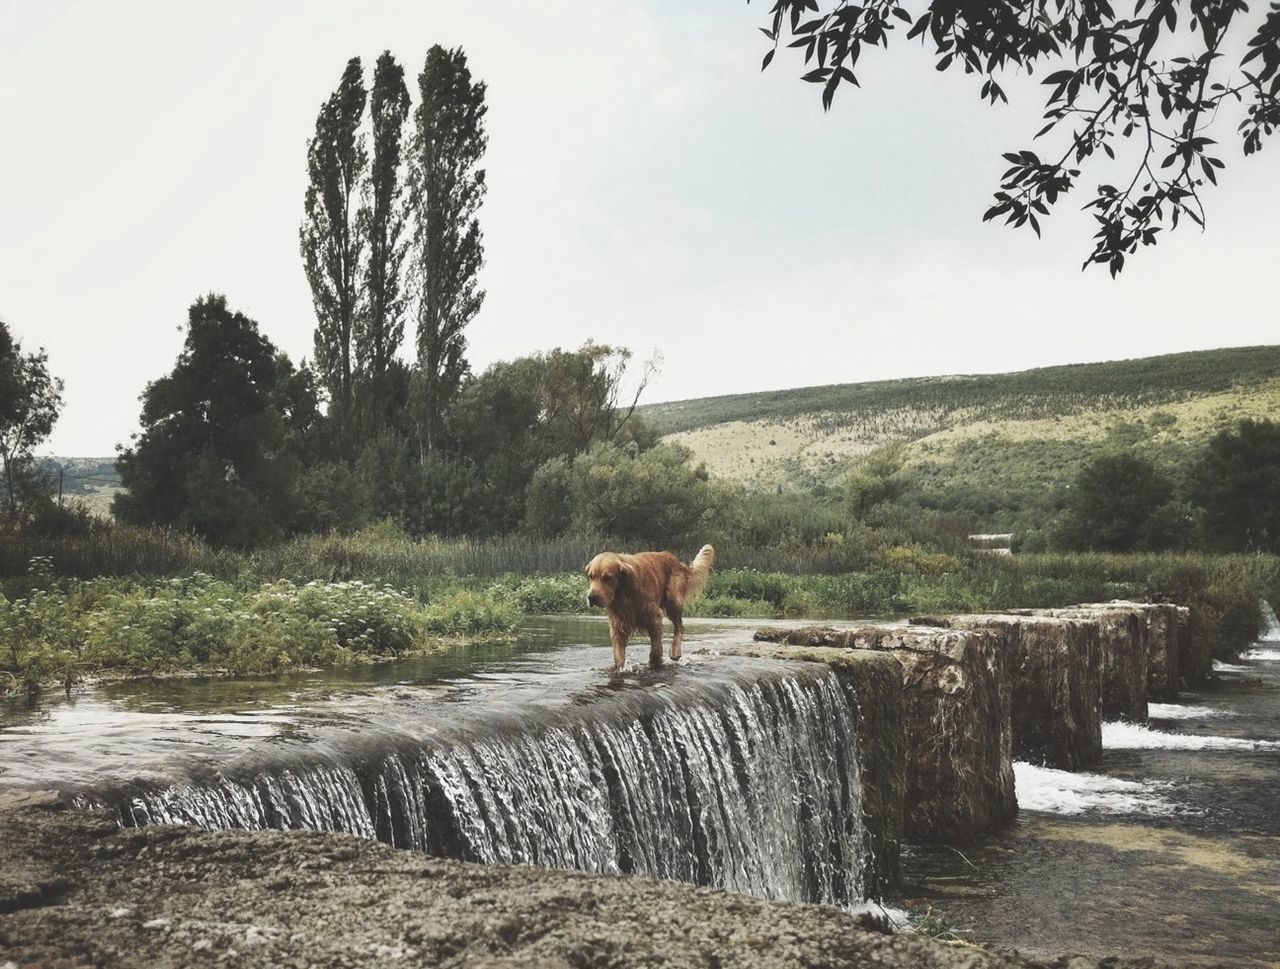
[917,614,1102,770]
[1034,604,1150,722]
[752,624,1016,843]
[1058,601,1184,702]
[1172,603,1208,687]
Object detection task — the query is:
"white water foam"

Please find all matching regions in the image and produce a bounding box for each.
[1242,646,1280,661]
[849,901,912,931]
[1147,702,1233,720]
[1102,721,1280,751]
[1014,762,1178,816]
[1259,601,1280,640]
[1214,660,1254,674]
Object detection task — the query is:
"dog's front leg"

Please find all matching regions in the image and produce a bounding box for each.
[610,624,629,672]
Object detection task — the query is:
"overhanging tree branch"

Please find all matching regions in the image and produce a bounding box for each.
[755,0,1280,274]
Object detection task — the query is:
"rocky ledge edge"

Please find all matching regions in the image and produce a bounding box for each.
[0,795,1205,969]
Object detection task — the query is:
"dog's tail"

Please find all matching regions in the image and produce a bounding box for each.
[685,544,716,600]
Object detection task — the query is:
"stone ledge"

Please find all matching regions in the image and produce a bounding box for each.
[0,805,1196,969]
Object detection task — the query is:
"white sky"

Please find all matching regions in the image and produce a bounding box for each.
[2,0,1277,456]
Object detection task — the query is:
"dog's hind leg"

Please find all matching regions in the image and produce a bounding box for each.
[645,611,665,666]
[669,606,685,661]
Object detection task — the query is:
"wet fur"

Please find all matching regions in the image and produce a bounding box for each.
[586,545,715,670]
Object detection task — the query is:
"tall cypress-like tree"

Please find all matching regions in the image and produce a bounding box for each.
[301,57,367,447]
[408,45,487,457]
[355,51,412,431]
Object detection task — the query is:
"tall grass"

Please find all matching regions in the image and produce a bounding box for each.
[0,526,870,586]
[6,527,1277,661]
[0,527,235,580]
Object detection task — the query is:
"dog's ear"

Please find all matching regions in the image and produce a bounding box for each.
[618,559,637,583]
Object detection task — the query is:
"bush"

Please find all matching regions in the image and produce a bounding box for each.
[1,574,520,691]
[422,589,520,636]
[530,442,715,547]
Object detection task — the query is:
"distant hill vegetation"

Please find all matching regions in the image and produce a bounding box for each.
[644,346,1280,435]
[35,458,122,517]
[640,346,1280,543]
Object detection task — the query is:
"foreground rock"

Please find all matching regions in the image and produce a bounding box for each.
[0,803,1191,969]
[912,614,1102,771]
[752,624,1016,842]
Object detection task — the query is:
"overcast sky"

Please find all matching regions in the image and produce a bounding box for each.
[3,0,1277,456]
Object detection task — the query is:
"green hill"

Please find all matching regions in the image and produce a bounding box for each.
[644,346,1280,435]
[641,346,1280,540]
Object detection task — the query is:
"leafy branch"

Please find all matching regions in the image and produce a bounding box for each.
[755,0,1280,274]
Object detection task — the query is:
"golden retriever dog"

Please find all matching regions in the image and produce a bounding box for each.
[585,544,716,670]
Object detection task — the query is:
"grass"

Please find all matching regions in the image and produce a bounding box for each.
[5,528,1276,695]
[1,570,519,694]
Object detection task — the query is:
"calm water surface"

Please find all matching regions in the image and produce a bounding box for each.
[0,615,823,792]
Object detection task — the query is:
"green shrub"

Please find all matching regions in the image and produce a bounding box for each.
[1,574,520,691]
[422,589,520,636]
[692,596,774,619]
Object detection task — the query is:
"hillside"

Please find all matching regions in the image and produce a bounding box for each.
[644,346,1280,435]
[35,457,122,517]
[641,346,1280,536]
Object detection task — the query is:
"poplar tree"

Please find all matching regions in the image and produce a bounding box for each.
[408,45,487,457]
[356,51,412,430]
[301,57,368,446]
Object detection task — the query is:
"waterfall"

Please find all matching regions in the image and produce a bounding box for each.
[1261,601,1280,641]
[82,668,869,907]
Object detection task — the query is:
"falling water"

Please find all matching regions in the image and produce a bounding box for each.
[1260,601,1280,642]
[79,668,869,907]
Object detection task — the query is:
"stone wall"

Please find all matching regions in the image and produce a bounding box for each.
[1034,604,1150,722]
[751,624,1016,842]
[916,614,1102,771]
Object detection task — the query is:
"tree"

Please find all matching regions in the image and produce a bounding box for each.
[1190,418,1280,552]
[757,1,1280,275]
[540,343,658,453]
[114,295,318,547]
[527,443,714,546]
[301,56,368,445]
[0,320,64,525]
[445,344,661,533]
[1056,451,1176,551]
[846,443,907,522]
[356,51,413,431]
[408,45,488,456]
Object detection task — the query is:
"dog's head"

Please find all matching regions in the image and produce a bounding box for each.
[585,553,633,609]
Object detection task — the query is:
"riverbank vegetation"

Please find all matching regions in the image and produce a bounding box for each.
[4,524,1277,694]
[1,566,519,693]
